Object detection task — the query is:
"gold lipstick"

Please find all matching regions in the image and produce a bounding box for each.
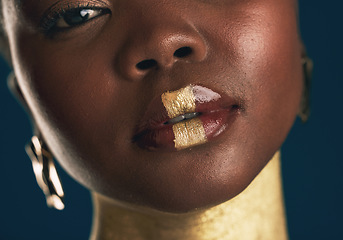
[161,85,207,150]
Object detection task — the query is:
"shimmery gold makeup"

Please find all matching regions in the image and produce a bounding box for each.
[161,85,208,150]
[173,118,207,150]
[161,85,196,119]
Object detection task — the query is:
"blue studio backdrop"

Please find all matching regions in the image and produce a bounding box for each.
[1,1,342,239]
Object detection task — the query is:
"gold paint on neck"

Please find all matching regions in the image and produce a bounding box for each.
[90,152,288,240]
[173,118,207,150]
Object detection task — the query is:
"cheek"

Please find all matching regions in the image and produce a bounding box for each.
[232,7,303,132]
[201,2,303,121]
[12,33,127,182]
[200,2,303,177]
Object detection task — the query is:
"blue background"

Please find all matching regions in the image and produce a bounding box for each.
[1,1,342,239]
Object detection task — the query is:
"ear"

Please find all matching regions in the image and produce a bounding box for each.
[7,72,29,110]
[7,72,39,134]
[0,27,13,68]
[298,44,313,123]
[300,41,307,59]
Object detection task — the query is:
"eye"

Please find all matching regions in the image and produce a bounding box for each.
[55,8,109,28]
[40,5,111,33]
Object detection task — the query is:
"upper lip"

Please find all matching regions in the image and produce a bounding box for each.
[133,84,240,139]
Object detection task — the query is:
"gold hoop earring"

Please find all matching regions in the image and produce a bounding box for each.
[299,56,313,123]
[25,136,65,210]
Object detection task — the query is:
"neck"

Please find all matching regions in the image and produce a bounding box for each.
[89,152,288,240]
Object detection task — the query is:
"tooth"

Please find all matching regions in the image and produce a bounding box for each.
[168,115,185,124]
[184,112,198,119]
[167,112,200,124]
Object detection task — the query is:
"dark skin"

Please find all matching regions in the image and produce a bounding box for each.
[3,0,302,212]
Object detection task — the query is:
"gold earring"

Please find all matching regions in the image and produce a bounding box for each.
[25,136,65,210]
[299,56,313,123]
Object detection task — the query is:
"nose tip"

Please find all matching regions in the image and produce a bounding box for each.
[118,26,208,80]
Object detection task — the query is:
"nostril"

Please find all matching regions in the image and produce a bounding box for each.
[136,59,158,70]
[173,46,192,58]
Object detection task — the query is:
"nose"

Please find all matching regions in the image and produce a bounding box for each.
[117,17,208,80]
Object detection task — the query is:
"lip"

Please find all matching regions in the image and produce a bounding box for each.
[133,85,240,151]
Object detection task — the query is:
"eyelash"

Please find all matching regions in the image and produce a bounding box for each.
[40,2,111,34]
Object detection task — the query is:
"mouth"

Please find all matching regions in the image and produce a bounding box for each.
[164,112,201,125]
[133,85,240,151]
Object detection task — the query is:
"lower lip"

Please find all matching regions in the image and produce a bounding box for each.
[135,107,237,151]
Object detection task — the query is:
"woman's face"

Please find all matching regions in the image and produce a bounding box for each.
[3,0,302,212]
